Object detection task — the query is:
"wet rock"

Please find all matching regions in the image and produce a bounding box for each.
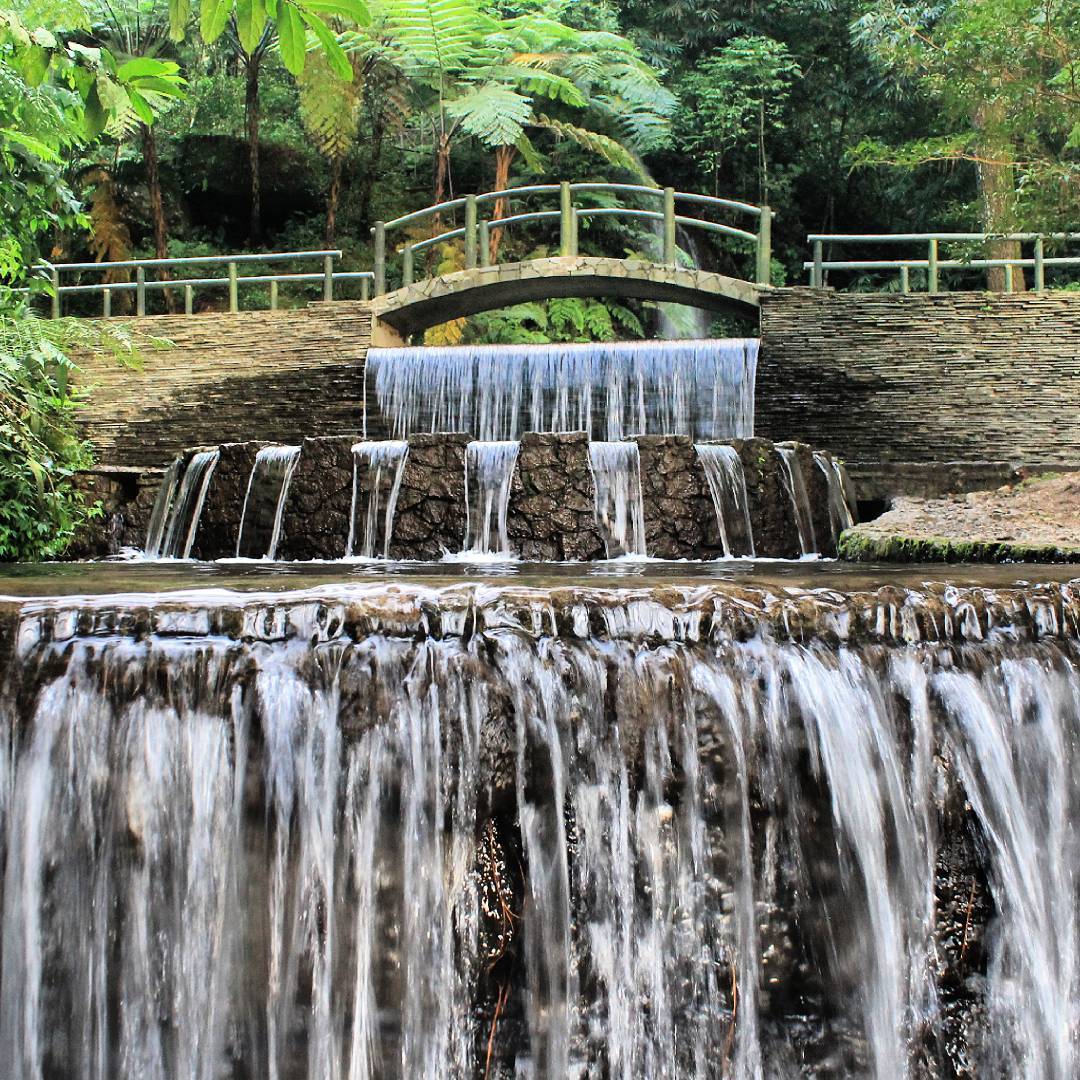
[278,436,355,560]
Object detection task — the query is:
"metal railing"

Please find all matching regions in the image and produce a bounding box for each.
[371,182,774,296]
[42,250,375,317]
[805,232,1080,292]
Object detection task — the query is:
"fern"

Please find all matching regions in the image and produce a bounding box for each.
[299,51,362,158]
[446,84,531,147]
[536,114,646,178]
[380,0,495,76]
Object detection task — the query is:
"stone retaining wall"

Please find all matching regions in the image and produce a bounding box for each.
[758,289,1080,496]
[75,302,371,469]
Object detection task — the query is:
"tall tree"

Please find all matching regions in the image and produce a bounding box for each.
[852,0,1080,288]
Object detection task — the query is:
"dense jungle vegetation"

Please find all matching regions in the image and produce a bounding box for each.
[0,0,1077,557]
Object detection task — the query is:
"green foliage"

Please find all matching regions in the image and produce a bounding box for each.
[463,295,644,344]
[0,304,147,559]
[852,0,1080,228]
[675,35,799,200]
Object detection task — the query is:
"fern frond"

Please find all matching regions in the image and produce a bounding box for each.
[446,83,531,147]
[536,114,646,178]
[299,51,363,158]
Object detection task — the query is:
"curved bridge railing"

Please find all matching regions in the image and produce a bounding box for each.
[372,182,773,295]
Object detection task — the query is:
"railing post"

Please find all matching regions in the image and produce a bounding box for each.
[663,187,676,264]
[1034,236,1045,292]
[102,288,111,319]
[402,245,414,287]
[373,222,386,296]
[50,267,60,319]
[136,266,146,316]
[1004,264,1014,293]
[559,182,573,257]
[269,280,278,310]
[479,220,491,267]
[361,277,370,302]
[927,238,939,294]
[184,285,193,315]
[755,205,772,285]
[465,195,478,270]
[812,239,823,287]
[323,254,334,302]
[900,265,910,294]
[570,210,580,257]
[228,261,238,312]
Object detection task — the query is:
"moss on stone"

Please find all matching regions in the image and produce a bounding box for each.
[838,527,1080,565]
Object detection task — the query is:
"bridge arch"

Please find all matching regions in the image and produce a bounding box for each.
[370,256,762,344]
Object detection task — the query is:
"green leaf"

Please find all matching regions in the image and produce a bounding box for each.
[298,0,369,24]
[236,0,269,54]
[118,57,180,81]
[201,0,233,42]
[298,9,352,80]
[446,84,532,147]
[0,128,60,161]
[169,0,191,40]
[127,89,154,125]
[276,2,307,74]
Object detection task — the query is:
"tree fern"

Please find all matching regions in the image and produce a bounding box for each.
[299,52,362,158]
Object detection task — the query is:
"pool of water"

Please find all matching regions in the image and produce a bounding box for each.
[0,557,1076,599]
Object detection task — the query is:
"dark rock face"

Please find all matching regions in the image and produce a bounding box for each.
[278,437,355,561]
[191,442,262,560]
[507,433,605,561]
[389,433,470,559]
[635,435,725,560]
[735,438,802,559]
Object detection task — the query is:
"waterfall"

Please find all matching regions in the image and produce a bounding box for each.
[777,446,817,556]
[236,446,302,560]
[696,444,755,557]
[366,339,758,442]
[143,455,183,558]
[155,450,220,559]
[2,581,1078,1078]
[814,450,856,543]
[347,441,409,559]
[589,441,648,557]
[463,441,519,556]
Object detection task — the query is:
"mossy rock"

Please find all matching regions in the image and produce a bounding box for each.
[838,528,1080,565]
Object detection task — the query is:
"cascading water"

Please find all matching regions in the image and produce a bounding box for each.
[696,443,756,557]
[589,441,648,557]
[366,339,757,443]
[777,446,817,556]
[236,446,302,560]
[814,450,856,543]
[143,455,183,558]
[2,579,1078,1079]
[154,449,220,559]
[347,441,409,559]
[463,441,519,556]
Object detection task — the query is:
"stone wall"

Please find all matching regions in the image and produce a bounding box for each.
[74,302,371,469]
[191,442,261,560]
[758,289,1080,498]
[390,434,471,560]
[507,433,604,561]
[279,437,355,561]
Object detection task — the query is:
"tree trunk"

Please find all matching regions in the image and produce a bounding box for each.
[326,156,343,247]
[488,145,516,263]
[356,99,387,232]
[974,102,1024,292]
[141,123,177,312]
[433,130,451,206]
[246,51,263,243]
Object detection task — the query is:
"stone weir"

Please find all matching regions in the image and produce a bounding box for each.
[1,579,1079,1079]
[134,433,857,562]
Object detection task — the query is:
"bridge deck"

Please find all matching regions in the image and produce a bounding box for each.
[371,256,761,343]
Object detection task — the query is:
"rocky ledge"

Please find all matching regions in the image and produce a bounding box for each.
[840,472,1080,563]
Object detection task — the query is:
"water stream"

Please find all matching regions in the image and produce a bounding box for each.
[588,442,648,557]
[777,447,817,556]
[463,441,520,556]
[366,340,758,443]
[347,441,410,559]
[1,580,1077,1078]
[236,446,302,560]
[697,444,755,557]
[157,450,220,559]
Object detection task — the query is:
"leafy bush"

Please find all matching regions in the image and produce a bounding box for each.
[0,302,142,559]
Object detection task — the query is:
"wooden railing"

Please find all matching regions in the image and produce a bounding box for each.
[805,232,1080,292]
[40,251,375,317]
[371,182,774,295]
